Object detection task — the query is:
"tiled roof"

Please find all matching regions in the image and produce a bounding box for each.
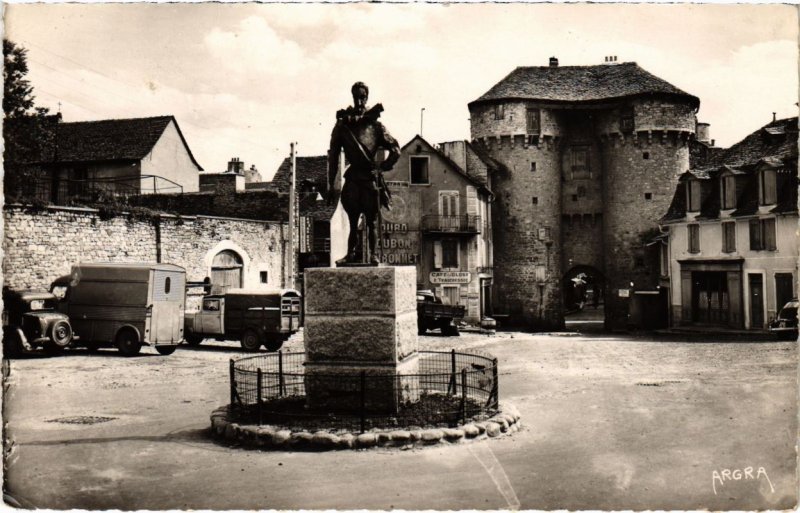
[53,116,202,170]
[470,62,699,108]
[662,117,798,223]
[271,156,336,221]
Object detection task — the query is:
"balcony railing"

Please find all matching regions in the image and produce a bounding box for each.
[421,215,481,234]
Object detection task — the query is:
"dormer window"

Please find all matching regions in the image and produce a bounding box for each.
[721,175,737,210]
[686,180,702,212]
[758,168,777,205]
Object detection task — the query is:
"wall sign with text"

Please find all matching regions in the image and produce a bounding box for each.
[430,271,472,284]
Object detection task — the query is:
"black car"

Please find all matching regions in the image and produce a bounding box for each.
[2,289,74,355]
[769,299,798,340]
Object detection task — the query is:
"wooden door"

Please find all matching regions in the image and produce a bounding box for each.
[749,274,764,329]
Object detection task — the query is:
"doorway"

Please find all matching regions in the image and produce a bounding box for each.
[748,273,764,329]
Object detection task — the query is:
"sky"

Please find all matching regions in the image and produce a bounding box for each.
[4,3,798,180]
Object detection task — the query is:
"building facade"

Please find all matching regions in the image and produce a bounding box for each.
[660,117,798,330]
[468,58,699,329]
[380,136,495,323]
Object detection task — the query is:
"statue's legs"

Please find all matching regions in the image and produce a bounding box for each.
[365,210,378,264]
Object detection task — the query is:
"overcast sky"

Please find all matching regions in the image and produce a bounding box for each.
[5,3,798,179]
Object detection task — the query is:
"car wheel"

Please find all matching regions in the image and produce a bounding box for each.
[155,345,177,356]
[240,329,261,352]
[115,329,141,356]
[263,336,284,352]
[185,334,203,346]
[45,321,73,353]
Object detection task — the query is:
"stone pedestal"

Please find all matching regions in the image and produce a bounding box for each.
[304,266,419,413]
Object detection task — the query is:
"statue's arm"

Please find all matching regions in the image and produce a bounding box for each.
[378,123,401,171]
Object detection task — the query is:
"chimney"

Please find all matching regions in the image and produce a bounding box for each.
[227,157,244,174]
[695,122,711,144]
[549,57,558,67]
[773,112,777,122]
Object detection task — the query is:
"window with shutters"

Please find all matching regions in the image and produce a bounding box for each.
[722,221,736,253]
[686,180,702,212]
[688,224,700,254]
[571,146,590,179]
[721,175,737,209]
[494,104,504,120]
[749,218,776,251]
[441,239,459,269]
[526,108,540,134]
[410,156,429,185]
[439,191,459,217]
[759,169,777,205]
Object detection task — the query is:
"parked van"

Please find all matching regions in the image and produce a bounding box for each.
[184,288,301,351]
[51,262,186,356]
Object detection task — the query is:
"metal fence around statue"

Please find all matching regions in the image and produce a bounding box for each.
[229,350,499,433]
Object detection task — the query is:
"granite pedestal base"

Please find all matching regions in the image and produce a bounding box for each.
[304,266,419,413]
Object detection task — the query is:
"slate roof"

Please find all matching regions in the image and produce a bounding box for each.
[662,117,798,223]
[271,156,336,221]
[470,62,699,108]
[52,116,203,170]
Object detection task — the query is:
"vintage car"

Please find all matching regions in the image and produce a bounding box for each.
[417,289,465,336]
[184,288,302,351]
[2,288,74,355]
[769,299,798,340]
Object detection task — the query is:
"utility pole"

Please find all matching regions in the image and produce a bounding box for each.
[420,107,426,137]
[287,142,297,289]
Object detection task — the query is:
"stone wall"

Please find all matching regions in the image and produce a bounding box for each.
[3,205,288,309]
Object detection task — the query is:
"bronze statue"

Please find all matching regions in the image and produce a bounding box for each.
[328,82,400,265]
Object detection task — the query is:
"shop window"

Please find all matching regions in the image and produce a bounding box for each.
[722,221,736,253]
[410,156,429,185]
[759,169,777,205]
[688,224,700,253]
[721,175,737,209]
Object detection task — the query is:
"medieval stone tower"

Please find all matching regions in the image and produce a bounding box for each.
[469,58,699,329]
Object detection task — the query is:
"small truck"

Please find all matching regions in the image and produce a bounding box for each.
[417,289,465,336]
[184,288,302,352]
[51,262,186,356]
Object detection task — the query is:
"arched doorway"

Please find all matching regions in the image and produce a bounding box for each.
[562,265,605,330]
[211,250,243,294]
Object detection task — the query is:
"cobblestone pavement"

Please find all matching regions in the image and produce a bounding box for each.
[3,330,796,510]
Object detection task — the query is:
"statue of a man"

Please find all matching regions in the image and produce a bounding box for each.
[328,81,400,265]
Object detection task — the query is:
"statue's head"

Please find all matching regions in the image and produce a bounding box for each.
[351,81,369,114]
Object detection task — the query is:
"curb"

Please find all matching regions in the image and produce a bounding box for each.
[209,402,522,451]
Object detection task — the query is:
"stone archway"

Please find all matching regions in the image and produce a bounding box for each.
[562,265,605,327]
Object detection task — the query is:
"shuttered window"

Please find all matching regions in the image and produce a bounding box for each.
[749,218,776,251]
[763,218,777,251]
[722,221,736,253]
[759,169,777,205]
[688,224,700,254]
[686,180,702,212]
[721,175,737,209]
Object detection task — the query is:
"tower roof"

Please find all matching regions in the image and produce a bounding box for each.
[469,62,699,109]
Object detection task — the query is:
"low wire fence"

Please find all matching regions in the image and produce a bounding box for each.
[229,350,499,433]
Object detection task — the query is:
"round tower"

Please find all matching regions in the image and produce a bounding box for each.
[598,98,696,328]
[470,101,565,329]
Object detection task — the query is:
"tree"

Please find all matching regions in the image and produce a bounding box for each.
[3,39,49,118]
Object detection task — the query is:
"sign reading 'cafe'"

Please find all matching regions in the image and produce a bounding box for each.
[430,271,471,284]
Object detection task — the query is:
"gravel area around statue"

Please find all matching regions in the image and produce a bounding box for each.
[209,402,522,450]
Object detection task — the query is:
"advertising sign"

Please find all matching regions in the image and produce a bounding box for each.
[430,272,472,284]
[377,184,421,265]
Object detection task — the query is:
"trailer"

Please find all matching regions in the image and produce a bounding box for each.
[51,262,186,356]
